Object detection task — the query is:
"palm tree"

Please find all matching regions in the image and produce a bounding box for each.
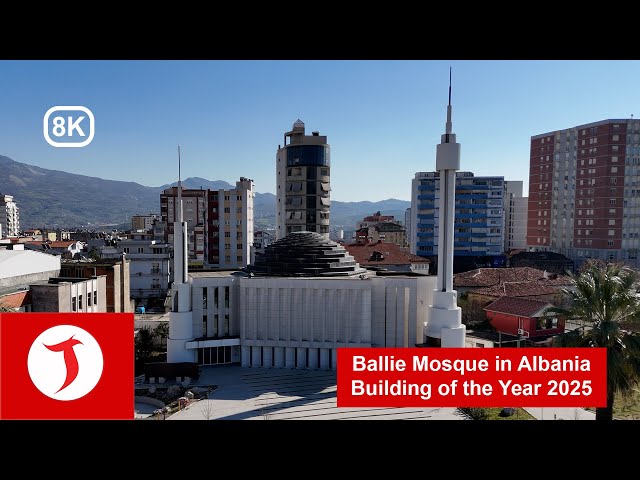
[0,302,14,312]
[546,260,640,421]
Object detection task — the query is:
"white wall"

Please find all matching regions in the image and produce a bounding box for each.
[169,272,438,369]
[510,197,528,249]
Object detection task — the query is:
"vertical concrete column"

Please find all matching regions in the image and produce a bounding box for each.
[241,346,251,367]
[285,347,296,368]
[296,347,307,369]
[262,346,273,368]
[251,346,261,367]
[307,347,319,369]
[330,348,338,370]
[320,348,330,369]
[274,347,285,368]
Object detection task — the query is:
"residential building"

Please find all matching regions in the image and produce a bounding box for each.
[410,171,506,272]
[53,229,72,241]
[30,276,107,313]
[484,296,564,340]
[503,180,528,251]
[24,240,85,258]
[168,231,434,369]
[357,211,396,230]
[527,118,640,267]
[60,257,132,313]
[41,230,59,242]
[132,213,160,232]
[355,222,407,247]
[0,193,19,237]
[275,120,331,239]
[343,240,430,274]
[204,177,254,269]
[106,231,171,305]
[253,229,273,256]
[23,229,42,239]
[161,186,207,264]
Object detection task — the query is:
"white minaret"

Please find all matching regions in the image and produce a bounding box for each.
[167,145,195,363]
[424,69,466,347]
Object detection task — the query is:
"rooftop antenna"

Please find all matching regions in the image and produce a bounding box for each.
[446,66,453,136]
[177,145,183,223]
[448,65,452,105]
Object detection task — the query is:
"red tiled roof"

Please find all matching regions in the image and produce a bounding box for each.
[472,281,567,298]
[363,215,394,222]
[344,242,430,266]
[0,290,32,309]
[453,267,571,288]
[484,296,551,318]
[26,241,75,248]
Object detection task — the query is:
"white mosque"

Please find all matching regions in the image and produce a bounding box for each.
[167,74,465,369]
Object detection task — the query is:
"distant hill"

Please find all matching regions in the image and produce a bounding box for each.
[159,177,234,191]
[0,155,158,228]
[0,155,410,230]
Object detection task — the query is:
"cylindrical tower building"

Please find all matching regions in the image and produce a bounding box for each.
[275,120,331,239]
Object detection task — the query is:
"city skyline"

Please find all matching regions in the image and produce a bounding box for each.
[2,60,640,202]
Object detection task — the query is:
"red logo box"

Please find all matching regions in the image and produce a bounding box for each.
[0,312,134,420]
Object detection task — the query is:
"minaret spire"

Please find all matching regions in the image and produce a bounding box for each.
[167,143,193,363]
[424,68,466,348]
[445,66,453,136]
[448,66,452,105]
[177,145,183,223]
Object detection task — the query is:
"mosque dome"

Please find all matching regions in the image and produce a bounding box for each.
[245,231,366,277]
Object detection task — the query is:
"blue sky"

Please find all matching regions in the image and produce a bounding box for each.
[2,60,639,201]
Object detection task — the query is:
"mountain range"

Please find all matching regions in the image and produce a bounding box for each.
[0,155,410,230]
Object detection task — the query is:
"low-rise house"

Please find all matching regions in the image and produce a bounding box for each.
[484,295,564,341]
[343,240,430,274]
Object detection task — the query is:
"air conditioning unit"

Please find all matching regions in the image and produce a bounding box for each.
[517,328,525,336]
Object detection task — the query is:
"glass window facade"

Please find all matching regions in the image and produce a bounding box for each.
[286,145,330,167]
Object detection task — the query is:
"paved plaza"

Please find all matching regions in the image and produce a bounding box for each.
[168,365,465,420]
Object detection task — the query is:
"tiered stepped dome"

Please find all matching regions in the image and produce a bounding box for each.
[246,231,366,277]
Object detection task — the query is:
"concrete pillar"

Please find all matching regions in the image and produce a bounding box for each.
[330,349,338,370]
[274,347,285,368]
[296,347,307,369]
[263,346,273,368]
[251,346,261,367]
[308,347,319,369]
[285,347,296,368]
[320,348,330,370]
[241,346,251,367]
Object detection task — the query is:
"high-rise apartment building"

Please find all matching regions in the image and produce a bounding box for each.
[204,177,254,269]
[503,180,528,250]
[0,194,19,237]
[160,187,207,264]
[527,118,640,266]
[276,120,331,239]
[410,171,505,271]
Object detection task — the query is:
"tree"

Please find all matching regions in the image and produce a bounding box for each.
[458,294,491,330]
[0,303,14,312]
[545,260,640,421]
[154,322,170,351]
[134,327,156,363]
